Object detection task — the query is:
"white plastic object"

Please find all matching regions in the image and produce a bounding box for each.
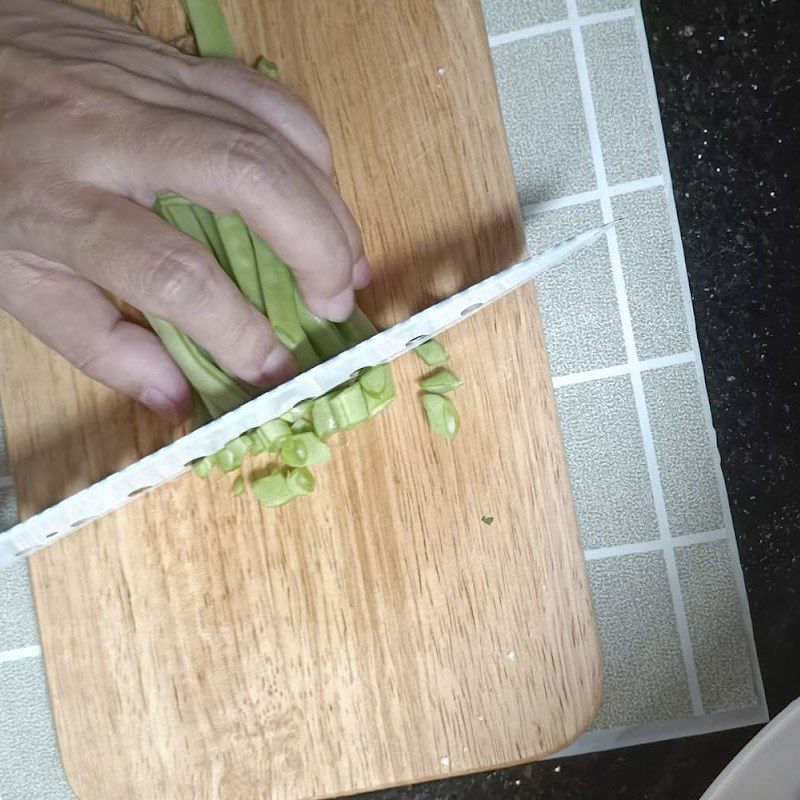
[701,697,800,800]
[0,224,611,567]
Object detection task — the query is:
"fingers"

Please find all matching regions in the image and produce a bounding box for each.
[178,58,334,176]
[0,252,192,422]
[3,16,334,177]
[3,1,370,320]
[56,55,332,181]
[98,109,364,320]
[11,187,296,388]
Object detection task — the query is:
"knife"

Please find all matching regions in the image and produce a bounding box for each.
[0,222,611,567]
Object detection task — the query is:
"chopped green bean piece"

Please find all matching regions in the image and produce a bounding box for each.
[358,364,391,398]
[249,433,265,456]
[358,364,395,416]
[213,434,252,473]
[419,369,462,394]
[232,476,245,497]
[414,339,449,366]
[252,471,295,507]
[280,399,313,424]
[330,383,369,429]
[281,432,330,467]
[192,456,214,478]
[421,393,460,439]
[231,434,254,456]
[280,435,308,467]
[291,419,313,434]
[255,419,291,452]
[311,396,338,440]
[365,390,395,417]
[254,55,279,79]
[286,467,315,496]
[215,447,242,472]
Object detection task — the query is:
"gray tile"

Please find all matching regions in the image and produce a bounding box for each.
[583,18,660,184]
[482,0,567,35]
[676,540,758,714]
[0,557,39,652]
[0,657,77,800]
[1,484,19,532]
[578,0,635,13]
[612,188,691,360]
[556,376,659,548]
[642,364,724,535]
[527,202,626,374]
[492,32,596,204]
[587,551,692,728]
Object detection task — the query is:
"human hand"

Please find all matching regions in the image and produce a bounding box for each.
[0,0,370,422]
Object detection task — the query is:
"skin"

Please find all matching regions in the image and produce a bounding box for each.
[0,0,371,423]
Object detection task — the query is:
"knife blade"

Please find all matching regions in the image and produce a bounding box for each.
[0,222,611,567]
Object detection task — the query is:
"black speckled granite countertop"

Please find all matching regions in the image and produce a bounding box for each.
[360,2,800,798]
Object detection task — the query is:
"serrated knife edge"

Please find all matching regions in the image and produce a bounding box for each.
[0,222,611,566]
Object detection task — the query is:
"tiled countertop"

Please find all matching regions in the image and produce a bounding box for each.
[1,0,798,798]
[373,0,800,796]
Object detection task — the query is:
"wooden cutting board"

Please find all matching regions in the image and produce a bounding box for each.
[0,1,601,798]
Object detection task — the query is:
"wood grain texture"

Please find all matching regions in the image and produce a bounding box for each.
[0,1,602,798]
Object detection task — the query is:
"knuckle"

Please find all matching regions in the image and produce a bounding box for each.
[146,245,216,313]
[222,129,285,191]
[225,313,272,371]
[67,331,114,377]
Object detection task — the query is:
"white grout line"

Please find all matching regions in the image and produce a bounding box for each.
[631,3,768,715]
[552,362,630,388]
[552,350,694,389]
[635,350,695,372]
[0,645,41,664]
[0,475,13,490]
[523,187,601,216]
[488,8,636,48]
[566,0,705,717]
[584,528,728,562]
[489,18,572,46]
[523,173,664,216]
[575,7,637,29]
[609,173,665,197]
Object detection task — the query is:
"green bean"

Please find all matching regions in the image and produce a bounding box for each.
[421,393,460,439]
[215,213,265,313]
[181,0,237,58]
[419,369,462,394]
[330,383,369,429]
[414,339,449,366]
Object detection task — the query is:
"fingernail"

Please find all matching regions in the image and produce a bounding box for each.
[321,287,355,322]
[254,347,297,388]
[352,255,372,289]
[139,388,184,425]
